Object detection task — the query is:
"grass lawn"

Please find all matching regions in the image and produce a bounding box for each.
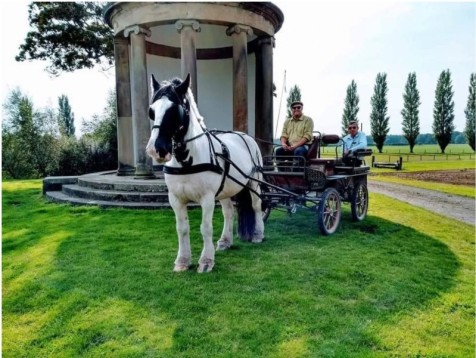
[3,180,475,357]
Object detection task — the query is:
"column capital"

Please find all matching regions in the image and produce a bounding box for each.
[257,36,275,48]
[175,20,201,33]
[124,25,151,38]
[226,24,253,37]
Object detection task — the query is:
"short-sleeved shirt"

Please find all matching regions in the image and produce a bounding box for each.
[280,115,314,146]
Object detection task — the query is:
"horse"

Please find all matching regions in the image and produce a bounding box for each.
[146,74,265,273]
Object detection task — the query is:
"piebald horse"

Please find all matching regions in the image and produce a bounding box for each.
[146,74,265,273]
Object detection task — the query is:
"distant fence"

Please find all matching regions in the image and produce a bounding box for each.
[320,147,473,162]
[373,154,473,162]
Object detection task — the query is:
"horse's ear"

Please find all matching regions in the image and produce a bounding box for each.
[151,74,160,93]
[176,73,190,97]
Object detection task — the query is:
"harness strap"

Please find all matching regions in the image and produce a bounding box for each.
[214,143,230,197]
[163,163,222,175]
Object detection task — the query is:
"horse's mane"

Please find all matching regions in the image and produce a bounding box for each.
[185,87,205,128]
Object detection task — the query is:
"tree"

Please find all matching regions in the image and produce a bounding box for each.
[464,73,476,151]
[286,85,302,118]
[370,73,390,153]
[81,89,118,171]
[432,69,455,154]
[341,80,359,136]
[401,72,421,153]
[16,2,113,75]
[2,89,59,178]
[58,95,75,137]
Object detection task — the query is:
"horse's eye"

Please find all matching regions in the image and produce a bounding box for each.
[148,107,155,120]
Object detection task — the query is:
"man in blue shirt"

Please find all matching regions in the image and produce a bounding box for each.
[342,120,367,166]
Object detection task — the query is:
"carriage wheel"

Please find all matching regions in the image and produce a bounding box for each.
[317,187,341,235]
[262,205,272,222]
[350,182,368,221]
[260,185,272,222]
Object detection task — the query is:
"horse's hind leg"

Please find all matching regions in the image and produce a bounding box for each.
[197,195,216,273]
[250,183,265,243]
[217,198,234,251]
[169,196,192,272]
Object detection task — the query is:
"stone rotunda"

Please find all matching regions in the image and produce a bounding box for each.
[105,1,284,177]
[44,2,285,208]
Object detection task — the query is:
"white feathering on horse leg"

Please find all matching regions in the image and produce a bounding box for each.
[216,237,232,251]
[197,258,215,273]
[173,256,191,272]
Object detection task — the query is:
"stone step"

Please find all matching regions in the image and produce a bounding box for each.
[45,190,173,209]
[62,184,170,203]
[77,172,168,192]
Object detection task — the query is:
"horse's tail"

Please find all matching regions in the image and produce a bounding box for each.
[235,188,256,242]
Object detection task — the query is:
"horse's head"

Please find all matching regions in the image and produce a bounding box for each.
[146,74,191,163]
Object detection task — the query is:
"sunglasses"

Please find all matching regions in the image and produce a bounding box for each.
[348,126,357,129]
[292,106,302,110]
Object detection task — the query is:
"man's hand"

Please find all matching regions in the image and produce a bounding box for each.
[281,143,291,151]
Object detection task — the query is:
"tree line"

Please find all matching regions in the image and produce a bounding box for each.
[287,71,475,154]
[2,89,118,179]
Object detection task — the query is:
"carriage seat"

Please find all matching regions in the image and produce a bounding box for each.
[352,148,373,157]
[335,148,373,172]
[306,134,340,161]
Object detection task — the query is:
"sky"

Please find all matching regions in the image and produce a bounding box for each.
[1,1,475,137]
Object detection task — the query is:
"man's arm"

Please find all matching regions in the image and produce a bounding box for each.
[351,132,367,152]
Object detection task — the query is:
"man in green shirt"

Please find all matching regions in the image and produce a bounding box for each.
[276,101,314,164]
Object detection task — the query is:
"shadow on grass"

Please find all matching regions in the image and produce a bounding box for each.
[2,188,463,357]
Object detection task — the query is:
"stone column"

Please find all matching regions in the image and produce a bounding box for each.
[124,25,154,178]
[226,24,253,133]
[113,36,135,176]
[255,36,275,156]
[175,20,200,100]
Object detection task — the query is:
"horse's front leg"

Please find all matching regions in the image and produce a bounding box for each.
[169,195,192,272]
[197,195,216,273]
[216,198,234,251]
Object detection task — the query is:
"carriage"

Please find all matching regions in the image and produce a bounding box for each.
[259,133,373,236]
[146,74,372,272]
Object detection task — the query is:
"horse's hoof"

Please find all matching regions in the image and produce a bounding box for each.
[251,236,264,243]
[197,261,214,273]
[216,239,232,251]
[173,265,190,272]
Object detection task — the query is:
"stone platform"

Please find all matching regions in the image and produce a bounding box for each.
[44,171,174,209]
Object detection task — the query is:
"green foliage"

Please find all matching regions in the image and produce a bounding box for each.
[285,85,302,118]
[432,69,455,154]
[370,73,390,153]
[2,88,118,178]
[16,2,113,75]
[341,80,360,136]
[57,94,75,137]
[2,89,58,178]
[81,89,118,166]
[464,73,475,151]
[401,72,420,153]
[2,180,475,357]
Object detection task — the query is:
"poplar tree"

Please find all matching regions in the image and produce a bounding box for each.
[370,73,390,153]
[58,95,75,137]
[286,85,302,118]
[341,80,359,136]
[464,73,475,151]
[432,69,455,154]
[401,72,420,153]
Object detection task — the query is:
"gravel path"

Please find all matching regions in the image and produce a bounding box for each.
[368,180,475,225]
